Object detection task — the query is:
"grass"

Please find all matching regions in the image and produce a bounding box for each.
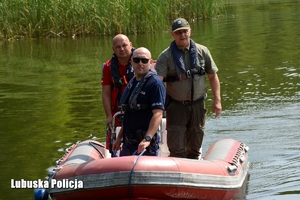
[0,0,225,40]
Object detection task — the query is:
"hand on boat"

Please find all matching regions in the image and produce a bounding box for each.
[137,140,150,154]
[106,120,112,130]
[112,137,122,152]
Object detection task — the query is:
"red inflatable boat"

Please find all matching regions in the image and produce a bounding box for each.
[46,134,249,200]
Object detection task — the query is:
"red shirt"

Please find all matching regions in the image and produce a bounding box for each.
[102,59,130,114]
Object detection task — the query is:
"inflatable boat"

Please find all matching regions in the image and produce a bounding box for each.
[38,118,249,200]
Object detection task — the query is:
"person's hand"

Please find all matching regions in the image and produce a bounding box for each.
[212,101,222,118]
[106,117,113,130]
[137,140,150,154]
[112,137,122,152]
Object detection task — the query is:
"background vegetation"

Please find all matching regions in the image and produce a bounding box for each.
[0,0,225,40]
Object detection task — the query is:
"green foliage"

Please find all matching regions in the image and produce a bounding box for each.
[0,0,225,40]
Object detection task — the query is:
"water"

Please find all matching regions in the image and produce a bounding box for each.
[0,1,299,199]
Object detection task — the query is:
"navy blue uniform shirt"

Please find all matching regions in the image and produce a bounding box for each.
[121,74,165,140]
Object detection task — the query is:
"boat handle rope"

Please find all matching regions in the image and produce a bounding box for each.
[112,150,118,157]
[89,141,105,158]
[128,148,146,200]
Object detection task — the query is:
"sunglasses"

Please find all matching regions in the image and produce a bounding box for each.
[132,57,150,64]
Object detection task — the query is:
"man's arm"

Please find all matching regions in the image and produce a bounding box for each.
[112,125,123,152]
[102,85,113,127]
[156,50,169,82]
[207,73,222,118]
[137,109,163,153]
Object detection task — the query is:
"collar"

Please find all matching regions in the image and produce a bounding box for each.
[176,44,190,52]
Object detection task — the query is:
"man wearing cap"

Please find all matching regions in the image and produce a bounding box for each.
[156,18,222,159]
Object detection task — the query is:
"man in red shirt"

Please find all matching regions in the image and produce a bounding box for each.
[102,34,134,150]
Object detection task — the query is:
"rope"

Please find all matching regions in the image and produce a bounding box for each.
[112,150,118,157]
[89,141,105,158]
[128,148,146,200]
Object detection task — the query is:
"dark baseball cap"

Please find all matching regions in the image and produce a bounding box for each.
[172,18,190,32]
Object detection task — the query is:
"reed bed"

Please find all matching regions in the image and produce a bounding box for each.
[0,0,225,40]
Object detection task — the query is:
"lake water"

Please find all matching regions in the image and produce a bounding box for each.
[0,0,299,199]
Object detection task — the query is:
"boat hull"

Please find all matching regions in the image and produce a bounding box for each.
[52,186,241,200]
[47,138,249,200]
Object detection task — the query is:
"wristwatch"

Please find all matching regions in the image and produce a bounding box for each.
[144,136,152,142]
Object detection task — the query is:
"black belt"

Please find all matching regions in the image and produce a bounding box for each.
[120,103,150,112]
[173,96,205,106]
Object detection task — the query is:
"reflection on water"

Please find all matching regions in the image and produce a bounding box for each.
[0,1,299,199]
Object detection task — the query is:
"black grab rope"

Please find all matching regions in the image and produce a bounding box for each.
[128,149,146,200]
[89,141,105,158]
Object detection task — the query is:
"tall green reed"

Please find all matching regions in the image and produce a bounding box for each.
[0,0,225,40]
